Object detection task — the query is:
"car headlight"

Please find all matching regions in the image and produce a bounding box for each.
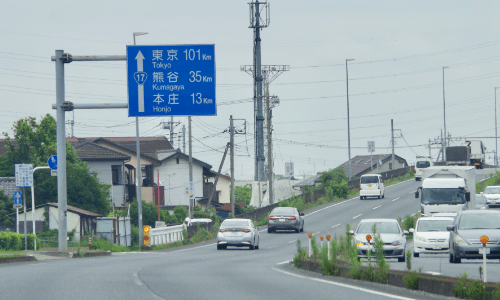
[391,240,402,246]
[415,235,427,243]
[455,235,468,246]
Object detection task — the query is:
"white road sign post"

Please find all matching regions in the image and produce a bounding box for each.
[15,164,33,250]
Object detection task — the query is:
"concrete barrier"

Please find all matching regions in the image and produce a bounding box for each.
[150,224,185,246]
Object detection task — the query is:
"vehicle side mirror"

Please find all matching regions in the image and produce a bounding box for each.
[403,231,409,235]
[415,191,419,198]
[465,192,470,202]
[299,213,304,216]
[447,225,455,231]
[349,230,354,235]
[409,228,414,233]
[480,192,484,195]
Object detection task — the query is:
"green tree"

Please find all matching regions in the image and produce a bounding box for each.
[0,190,14,226]
[0,156,14,177]
[320,167,348,186]
[235,184,252,205]
[2,115,111,215]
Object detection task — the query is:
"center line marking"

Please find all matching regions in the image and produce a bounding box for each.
[392,197,400,202]
[332,223,341,228]
[373,205,382,210]
[353,214,362,219]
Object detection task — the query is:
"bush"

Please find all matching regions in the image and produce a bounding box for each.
[293,239,307,268]
[311,237,320,261]
[403,270,419,290]
[320,244,336,275]
[492,282,500,300]
[466,279,488,300]
[372,224,389,282]
[0,230,39,251]
[454,273,468,298]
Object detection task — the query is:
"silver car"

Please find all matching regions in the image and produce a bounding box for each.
[350,218,409,262]
[481,186,500,206]
[217,219,260,250]
[448,210,500,263]
[267,207,304,233]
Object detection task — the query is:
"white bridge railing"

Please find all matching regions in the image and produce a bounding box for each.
[150,224,185,246]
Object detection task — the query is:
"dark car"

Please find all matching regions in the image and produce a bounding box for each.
[267,207,304,233]
[448,210,500,263]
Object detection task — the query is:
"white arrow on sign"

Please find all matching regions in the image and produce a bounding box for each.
[134,51,147,113]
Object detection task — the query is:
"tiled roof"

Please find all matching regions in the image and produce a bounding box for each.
[47,203,101,217]
[74,142,131,161]
[293,173,323,187]
[338,154,408,178]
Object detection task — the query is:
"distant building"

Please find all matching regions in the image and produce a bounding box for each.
[339,154,408,179]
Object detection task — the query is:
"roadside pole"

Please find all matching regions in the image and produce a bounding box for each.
[23,187,27,250]
[480,235,489,283]
[31,166,51,251]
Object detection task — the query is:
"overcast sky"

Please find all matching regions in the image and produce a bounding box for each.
[1,0,499,179]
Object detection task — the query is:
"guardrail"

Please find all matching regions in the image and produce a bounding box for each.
[150,224,185,246]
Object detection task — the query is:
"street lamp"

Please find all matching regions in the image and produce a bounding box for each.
[442,66,448,161]
[133,31,148,247]
[346,59,355,180]
[495,87,500,166]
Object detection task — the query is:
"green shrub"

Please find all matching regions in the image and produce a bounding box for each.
[90,238,130,252]
[0,230,39,251]
[403,214,416,231]
[320,244,337,275]
[347,246,361,279]
[293,239,307,268]
[492,282,500,300]
[465,279,488,300]
[311,237,320,261]
[361,249,376,281]
[403,270,419,290]
[405,249,412,271]
[454,273,468,298]
[372,225,389,282]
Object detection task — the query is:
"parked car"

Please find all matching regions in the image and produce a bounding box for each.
[217,218,260,250]
[448,210,500,263]
[474,194,490,210]
[350,218,408,262]
[267,207,304,233]
[410,217,454,257]
[481,186,500,206]
[359,174,385,200]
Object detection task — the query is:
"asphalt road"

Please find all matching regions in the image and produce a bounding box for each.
[0,171,498,299]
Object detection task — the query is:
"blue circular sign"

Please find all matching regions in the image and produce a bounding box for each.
[48,155,57,170]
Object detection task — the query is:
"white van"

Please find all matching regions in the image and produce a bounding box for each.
[414,156,432,181]
[359,174,385,200]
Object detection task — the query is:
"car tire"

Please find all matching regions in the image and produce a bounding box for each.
[413,252,419,258]
[378,195,381,199]
[449,253,453,263]
[295,228,300,233]
[360,196,364,200]
[249,244,255,250]
[217,245,221,250]
[267,228,272,233]
[382,193,385,199]
[300,224,304,232]
[398,255,405,262]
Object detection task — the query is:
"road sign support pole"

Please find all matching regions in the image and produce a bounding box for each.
[55,50,68,253]
[16,208,19,234]
[483,244,487,283]
[31,166,51,251]
[23,187,27,251]
[188,116,193,219]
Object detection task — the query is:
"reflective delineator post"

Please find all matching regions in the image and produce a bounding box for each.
[326,235,331,260]
[481,235,489,283]
[366,234,372,259]
[320,236,324,249]
[308,232,312,258]
[89,236,92,251]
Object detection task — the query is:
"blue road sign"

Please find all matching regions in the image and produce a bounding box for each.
[127,44,216,117]
[15,164,33,187]
[48,155,57,170]
[13,191,22,206]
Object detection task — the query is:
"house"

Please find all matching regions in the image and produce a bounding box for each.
[339,154,409,179]
[74,142,132,208]
[292,172,323,191]
[208,171,231,204]
[155,149,218,208]
[13,202,101,241]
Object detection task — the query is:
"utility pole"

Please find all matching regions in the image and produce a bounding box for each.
[188,116,193,219]
[391,119,395,170]
[443,66,448,161]
[230,116,235,217]
[182,124,186,153]
[495,87,499,166]
[247,0,269,182]
[267,107,273,204]
[429,139,432,157]
[207,143,229,209]
[170,116,174,148]
[346,59,355,180]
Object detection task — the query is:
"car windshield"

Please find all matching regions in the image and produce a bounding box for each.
[417,220,454,232]
[271,208,295,215]
[416,161,430,168]
[458,214,500,230]
[484,187,500,194]
[220,220,249,228]
[357,221,400,234]
[360,176,379,184]
[421,188,466,205]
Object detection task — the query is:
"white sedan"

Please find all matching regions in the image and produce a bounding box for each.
[482,186,500,206]
[217,218,260,250]
[410,217,454,257]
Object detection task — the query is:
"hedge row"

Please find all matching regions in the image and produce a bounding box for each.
[0,230,40,251]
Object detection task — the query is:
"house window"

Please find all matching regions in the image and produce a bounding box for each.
[112,165,121,185]
[176,158,180,164]
[389,163,393,170]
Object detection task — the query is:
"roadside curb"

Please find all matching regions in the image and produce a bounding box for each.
[0,251,112,264]
[0,256,36,264]
[296,259,498,299]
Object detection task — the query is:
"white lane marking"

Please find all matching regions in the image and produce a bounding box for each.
[289,240,297,243]
[352,214,362,219]
[409,191,414,194]
[276,260,291,265]
[304,198,355,217]
[372,205,382,210]
[273,267,417,300]
[392,197,400,202]
[332,223,341,228]
[411,211,419,216]
[426,271,442,275]
[311,232,320,236]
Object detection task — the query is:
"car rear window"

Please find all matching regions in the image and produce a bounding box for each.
[484,187,500,194]
[360,176,379,184]
[357,221,400,234]
[271,208,295,215]
[220,220,249,227]
[417,220,454,232]
[458,214,500,230]
[416,161,430,168]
